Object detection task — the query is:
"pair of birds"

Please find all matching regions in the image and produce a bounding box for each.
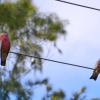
[0,33,99,81]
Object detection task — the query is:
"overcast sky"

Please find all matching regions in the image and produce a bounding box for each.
[31,0,100,100]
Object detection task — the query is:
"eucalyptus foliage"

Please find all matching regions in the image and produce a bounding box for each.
[0,0,68,99]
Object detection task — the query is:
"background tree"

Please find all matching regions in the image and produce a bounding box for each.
[42,86,100,100]
[0,0,68,99]
[42,85,65,100]
[91,99,100,100]
[0,1,100,100]
[70,87,86,100]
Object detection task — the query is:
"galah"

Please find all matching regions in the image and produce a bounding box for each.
[90,59,100,81]
[0,33,10,66]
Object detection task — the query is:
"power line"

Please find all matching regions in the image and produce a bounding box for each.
[0,50,95,80]
[8,50,94,70]
[56,0,100,11]
[0,49,94,75]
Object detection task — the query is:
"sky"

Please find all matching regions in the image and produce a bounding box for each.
[31,0,100,100]
[4,0,100,100]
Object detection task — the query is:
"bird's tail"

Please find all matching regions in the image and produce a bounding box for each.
[90,74,98,81]
[1,60,6,66]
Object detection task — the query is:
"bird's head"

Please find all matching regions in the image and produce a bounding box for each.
[0,33,8,36]
[0,33,8,40]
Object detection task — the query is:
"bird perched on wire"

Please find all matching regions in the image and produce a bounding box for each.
[90,59,100,81]
[0,33,10,66]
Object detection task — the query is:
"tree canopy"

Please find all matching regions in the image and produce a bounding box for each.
[0,0,99,100]
[0,0,68,99]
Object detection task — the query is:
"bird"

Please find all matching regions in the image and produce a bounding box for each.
[90,59,100,81]
[0,33,10,66]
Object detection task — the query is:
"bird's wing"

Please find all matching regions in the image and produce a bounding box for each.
[0,40,2,65]
[0,40,2,57]
[94,60,99,70]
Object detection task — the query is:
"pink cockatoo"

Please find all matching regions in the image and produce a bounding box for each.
[90,59,100,81]
[0,33,10,66]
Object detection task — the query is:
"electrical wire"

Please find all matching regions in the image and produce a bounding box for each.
[8,50,94,70]
[0,50,95,80]
[0,49,94,78]
[56,0,100,11]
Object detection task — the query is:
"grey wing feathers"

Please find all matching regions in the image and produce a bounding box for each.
[94,60,99,69]
[0,40,2,57]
